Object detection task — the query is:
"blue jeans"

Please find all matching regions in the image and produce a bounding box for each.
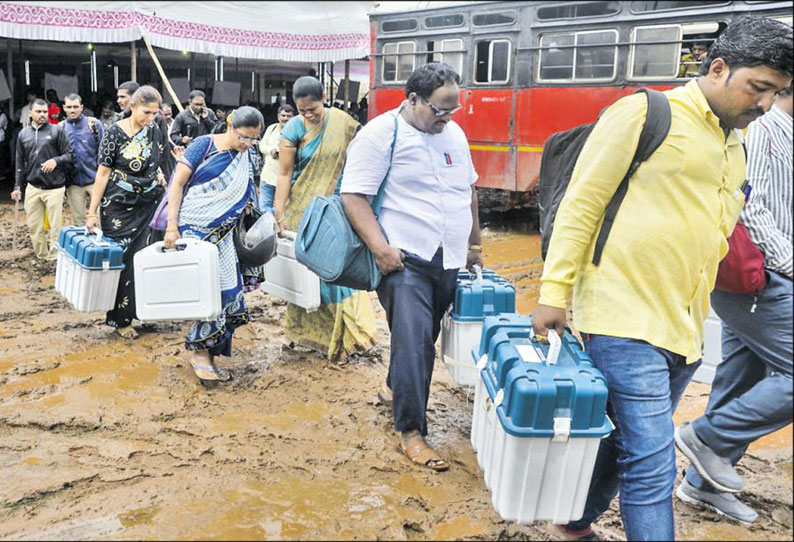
[566,335,701,541]
[259,183,275,213]
[685,270,793,492]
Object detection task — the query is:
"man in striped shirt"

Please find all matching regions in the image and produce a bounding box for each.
[676,85,793,525]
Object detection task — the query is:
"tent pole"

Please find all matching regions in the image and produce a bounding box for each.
[329,62,334,104]
[130,41,137,82]
[6,38,14,121]
[190,53,195,88]
[141,32,184,113]
[344,60,350,112]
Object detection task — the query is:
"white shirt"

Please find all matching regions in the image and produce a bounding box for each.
[340,104,477,269]
[743,104,793,279]
[20,103,32,128]
[258,123,282,186]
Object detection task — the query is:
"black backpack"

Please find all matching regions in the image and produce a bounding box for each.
[538,88,671,264]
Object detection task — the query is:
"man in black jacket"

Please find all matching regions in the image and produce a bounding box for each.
[11,99,73,260]
[169,90,218,147]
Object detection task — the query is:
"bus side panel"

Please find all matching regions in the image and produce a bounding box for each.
[471,147,515,190]
[517,150,542,192]
[462,89,513,143]
[463,88,515,191]
[370,89,406,118]
[513,86,676,191]
[516,86,676,144]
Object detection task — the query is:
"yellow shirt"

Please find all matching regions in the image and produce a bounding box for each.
[678,53,700,78]
[539,79,746,362]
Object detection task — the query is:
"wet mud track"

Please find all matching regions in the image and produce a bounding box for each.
[0,202,791,540]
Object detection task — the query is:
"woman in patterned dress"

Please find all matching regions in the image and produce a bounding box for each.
[163,107,264,383]
[86,86,166,339]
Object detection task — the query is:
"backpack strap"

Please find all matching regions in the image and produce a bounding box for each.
[371,105,404,216]
[592,88,671,266]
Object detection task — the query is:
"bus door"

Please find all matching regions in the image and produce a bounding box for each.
[465,33,516,190]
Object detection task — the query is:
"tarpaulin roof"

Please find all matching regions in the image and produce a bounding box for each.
[0,1,373,62]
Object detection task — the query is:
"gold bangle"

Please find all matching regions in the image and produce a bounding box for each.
[86,213,97,218]
[469,244,482,251]
[165,229,179,233]
[166,218,178,222]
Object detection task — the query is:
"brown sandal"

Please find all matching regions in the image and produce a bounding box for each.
[116,325,139,339]
[399,431,449,472]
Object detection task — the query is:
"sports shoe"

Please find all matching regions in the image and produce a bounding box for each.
[674,423,744,493]
[676,478,758,525]
[544,523,600,541]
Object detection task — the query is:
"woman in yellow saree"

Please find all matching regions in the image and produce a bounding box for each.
[273,76,377,362]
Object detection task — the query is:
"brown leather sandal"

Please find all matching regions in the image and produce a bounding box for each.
[399,431,449,472]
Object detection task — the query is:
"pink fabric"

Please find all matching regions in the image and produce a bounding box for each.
[0,2,369,54]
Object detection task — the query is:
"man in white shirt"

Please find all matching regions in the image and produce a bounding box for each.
[341,63,482,471]
[18,89,36,129]
[259,104,295,212]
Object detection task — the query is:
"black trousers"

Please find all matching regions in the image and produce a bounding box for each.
[376,249,458,436]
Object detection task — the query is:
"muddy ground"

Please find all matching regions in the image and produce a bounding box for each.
[0,198,791,541]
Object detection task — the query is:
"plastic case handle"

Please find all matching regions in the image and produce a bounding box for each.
[85,226,103,239]
[546,329,561,365]
[85,226,109,247]
[156,239,192,253]
[473,264,483,284]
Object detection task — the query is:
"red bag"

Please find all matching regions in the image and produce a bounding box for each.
[715,223,767,294]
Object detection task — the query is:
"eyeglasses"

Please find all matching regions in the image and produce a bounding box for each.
[421,98,462,117]
[235,134,261,146]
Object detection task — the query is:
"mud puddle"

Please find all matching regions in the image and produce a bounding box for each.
[0,201,791,540]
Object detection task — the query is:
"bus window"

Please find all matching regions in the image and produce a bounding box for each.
[537,1,620,20]
[382,19,418,33]
[628,25,681,79]
[382,41,416,83]
[678,22,721,78]
[538,30,618,82]
[474,39,511,84]
[425,13,465,29]
[428,39,464,75]
[539,34,574,80]
[631,1,728,12]
[575,30,619,80]
[472,12,516,26]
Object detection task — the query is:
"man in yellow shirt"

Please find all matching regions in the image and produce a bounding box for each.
[678,40,709,78]
[534,17,792,542]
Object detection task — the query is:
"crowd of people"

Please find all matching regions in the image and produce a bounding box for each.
[1,13,792,541]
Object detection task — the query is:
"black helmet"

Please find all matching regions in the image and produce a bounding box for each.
[233,207,277,268]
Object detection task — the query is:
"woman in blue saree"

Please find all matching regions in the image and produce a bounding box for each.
[164,107,264,382]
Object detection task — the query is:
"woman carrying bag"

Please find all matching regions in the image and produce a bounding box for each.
[273,76,377,363]
[164,106,265,383]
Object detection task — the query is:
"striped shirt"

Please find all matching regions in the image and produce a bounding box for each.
[743,104,793,279]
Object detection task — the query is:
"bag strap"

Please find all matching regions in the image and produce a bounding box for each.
[371,105,404,216]
[592,88,671,266]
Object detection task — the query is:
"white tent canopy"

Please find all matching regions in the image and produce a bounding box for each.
[0,1,372,62]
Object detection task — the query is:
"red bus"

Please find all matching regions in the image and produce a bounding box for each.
[368,1,792,196]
